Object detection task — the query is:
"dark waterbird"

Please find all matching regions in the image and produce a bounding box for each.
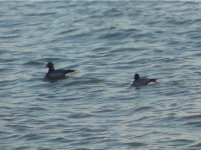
[45,62,76,80]
[132,73,157,87]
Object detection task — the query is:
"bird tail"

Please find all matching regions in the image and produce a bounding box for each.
[149,79,157,82]
[65,69,76,74]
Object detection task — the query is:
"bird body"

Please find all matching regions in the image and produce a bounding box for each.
[45,62,75,80]
[132,73,156,87]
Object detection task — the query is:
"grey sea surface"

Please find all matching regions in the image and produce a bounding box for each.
[1,1,201,150]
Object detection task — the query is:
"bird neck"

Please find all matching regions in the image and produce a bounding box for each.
[48,67,55,72]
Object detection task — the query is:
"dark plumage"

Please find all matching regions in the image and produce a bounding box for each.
[132,73,157,87]
[45,62,76,80]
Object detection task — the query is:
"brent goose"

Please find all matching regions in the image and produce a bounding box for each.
[132,73,157,87]
[45,62,76,80]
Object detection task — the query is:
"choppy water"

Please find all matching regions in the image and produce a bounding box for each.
[1,1,201,150]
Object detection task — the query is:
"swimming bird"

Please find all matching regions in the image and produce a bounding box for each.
[45,62,76,80]
[132,73,157,87]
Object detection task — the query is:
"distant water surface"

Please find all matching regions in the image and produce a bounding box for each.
[1,1,201,150]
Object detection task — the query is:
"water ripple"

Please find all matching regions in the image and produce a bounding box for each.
[0,1,201,150]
